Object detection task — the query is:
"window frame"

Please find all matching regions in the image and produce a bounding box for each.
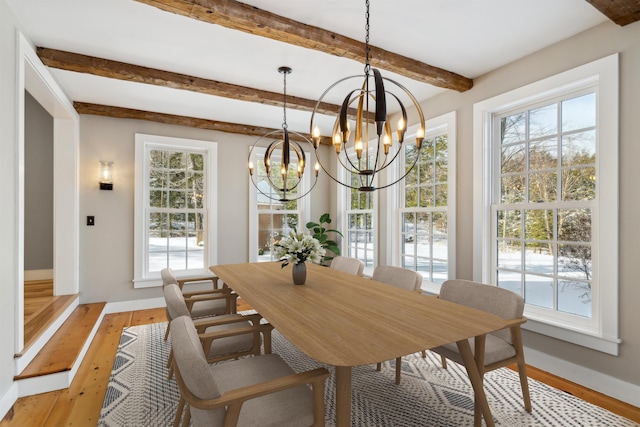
[473,54,620,354]
[134,134,218,288]
[394,112,457,294]
[248,146,311,263]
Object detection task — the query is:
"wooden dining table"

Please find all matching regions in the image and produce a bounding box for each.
[210,261,509,427]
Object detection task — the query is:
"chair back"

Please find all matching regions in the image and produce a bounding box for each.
[439,279,524,344]
[372,265,422,291]
[163,284,190,321]
[330,256,365,276]
[160,267,179,288]
[171,316,225,426]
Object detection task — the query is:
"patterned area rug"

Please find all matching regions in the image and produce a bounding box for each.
[98,321,638,426]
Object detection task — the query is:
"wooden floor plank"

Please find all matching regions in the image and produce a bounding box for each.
[17,303,106,379]
[130,306,167,326]
[0,391,60,427]
[24,280,54,298]
[21,294,77,354]
[523,365,640,423]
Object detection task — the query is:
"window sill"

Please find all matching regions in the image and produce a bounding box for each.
[522,317,621,356]
[133,277,162,289]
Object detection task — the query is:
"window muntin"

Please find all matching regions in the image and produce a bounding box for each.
[493,91,595,319]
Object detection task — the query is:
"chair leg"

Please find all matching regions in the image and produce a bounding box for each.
[440,355,448,369]
[181,405,191,427]
[376,362,382,371]
[517,358,532,412]
[512,327,532,412]
[421,350,426,358]
[395,357,402,385]
[164,323,170,341]
[174,396,185,427]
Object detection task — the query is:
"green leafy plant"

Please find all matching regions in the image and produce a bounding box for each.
[306,213,343,263]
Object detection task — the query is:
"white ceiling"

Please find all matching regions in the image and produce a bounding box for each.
[8,0,608,135]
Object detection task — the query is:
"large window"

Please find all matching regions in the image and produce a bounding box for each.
[473,55,619,354]
[398,112,456,293]
[134,134,217,287]
[249,147,309,262]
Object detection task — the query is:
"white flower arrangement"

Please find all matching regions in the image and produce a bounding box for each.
[274,231,326,268]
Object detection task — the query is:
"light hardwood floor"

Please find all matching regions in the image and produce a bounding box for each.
[2,301,639,426]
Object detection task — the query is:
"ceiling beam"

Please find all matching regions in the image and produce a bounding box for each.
[134,0,473,92]
[73,102,333,145]
[585,0,640,26]
[38,47,340,116]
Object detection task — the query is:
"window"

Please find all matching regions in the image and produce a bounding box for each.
[473,55,619,354]
[249,147,309,262]
[339,155,377,276]
[134,134,217,287]
[397,112,456,293]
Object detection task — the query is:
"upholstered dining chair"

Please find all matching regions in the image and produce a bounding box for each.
[330,256,365,276]
[164,284,274,427]
[430,279,532,415]
[161,267,238,341]
[170,315,330,427]
[371,265,423,384]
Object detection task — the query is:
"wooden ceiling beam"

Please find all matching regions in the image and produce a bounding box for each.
[134,0,473,92]
[38,47,340,116]
[585,0,640,26]
[73,102,333,145]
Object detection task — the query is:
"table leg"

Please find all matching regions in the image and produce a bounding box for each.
[456,338,494,427]
[335,366,352,427]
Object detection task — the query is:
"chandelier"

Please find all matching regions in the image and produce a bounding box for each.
[310,0,425,192]
[248,67,318,202]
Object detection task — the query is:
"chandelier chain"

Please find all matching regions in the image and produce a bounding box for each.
[282,70,288,129]
[364,0,371,74]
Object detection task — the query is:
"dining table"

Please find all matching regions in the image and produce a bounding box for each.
[210,261,510,427]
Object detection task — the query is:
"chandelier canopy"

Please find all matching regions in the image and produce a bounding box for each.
[310,0,425,192]
[248,66,318,202]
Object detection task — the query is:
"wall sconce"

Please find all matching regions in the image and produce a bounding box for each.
[99,161,114,190]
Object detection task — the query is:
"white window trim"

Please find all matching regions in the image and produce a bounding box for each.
[248,146,311,263]
[133,134,218,288]
[393,111,457,294]
[473,54,620,354]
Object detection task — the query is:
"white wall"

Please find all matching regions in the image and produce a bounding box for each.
[419,20,640,391]
[0,0,21,414]
[78,114,332,303]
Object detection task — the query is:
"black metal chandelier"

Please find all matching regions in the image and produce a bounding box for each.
[248,66,318,202]
[309,0,425,192]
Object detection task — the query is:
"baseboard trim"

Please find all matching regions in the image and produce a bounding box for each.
[24,269,53,281]
[105,297,165,314]
[0,383,18,421]
[525,346,640,407]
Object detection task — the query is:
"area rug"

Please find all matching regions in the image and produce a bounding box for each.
[98,321,638,426]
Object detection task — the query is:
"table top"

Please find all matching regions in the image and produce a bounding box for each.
[211,262,509,367]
